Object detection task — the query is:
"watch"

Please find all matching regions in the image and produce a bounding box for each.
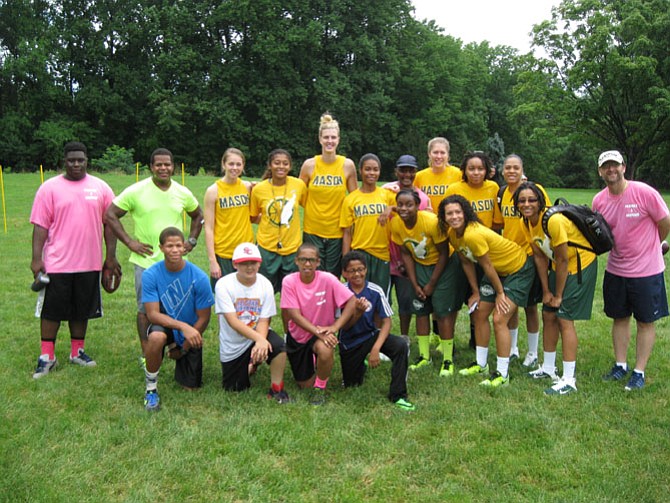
[187,237,197,247]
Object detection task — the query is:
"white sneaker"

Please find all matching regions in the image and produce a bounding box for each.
[509,348,520,361]
[33,354,57,379]
[379,353,391,362]
[528,366,558,381]
[69,348,97,367]
[545,377,577,395]
[522,352,538,368]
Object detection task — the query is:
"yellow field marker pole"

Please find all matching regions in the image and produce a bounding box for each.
[182,163,186,230]
[0,164,7,233]
[40,164,44,184]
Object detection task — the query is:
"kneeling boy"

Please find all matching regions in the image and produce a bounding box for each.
[215,243,291,403]
[142,227,214,411]
[340,251,415,411]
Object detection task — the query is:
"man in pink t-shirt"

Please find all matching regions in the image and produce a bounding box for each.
[30,142,120,379]
[280,243,357,405]
[593,150,670,391]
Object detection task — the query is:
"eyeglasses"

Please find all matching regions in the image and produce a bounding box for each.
[296,257,318,264]
[517,198,539,204]
[345,268,366,275]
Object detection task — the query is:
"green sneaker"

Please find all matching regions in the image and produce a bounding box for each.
[458,361,489,376]
[409,356,432,370]
[480,371,509,388]
[394,398,416,411]
[439,360,454,377]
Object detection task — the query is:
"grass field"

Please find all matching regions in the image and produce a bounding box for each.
[1,172,669,502]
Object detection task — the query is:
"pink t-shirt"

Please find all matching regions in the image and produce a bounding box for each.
[30,174,114,273]
[593,181,669,277]
[280,270,354,343]
[382,183,431,276]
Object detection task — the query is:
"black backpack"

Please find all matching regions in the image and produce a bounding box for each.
[542,197,615,281]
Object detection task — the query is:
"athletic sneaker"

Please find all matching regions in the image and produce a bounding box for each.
[310,387,326,406]
[602,364,628,382]
[544,378,577,395]
[522,352,538,368]
[267,389,293,404]
[480,371,509,388]
[379,353,391,362]
[33,354,57,379]
[458,362,489,376]
[69,348,97,367]
[394,398,416,411]
[144,390,160,411]
[409,356,432,370]
[624,371,645,391]
[509,348,520,362]
[439,360,454,377]
[528,367,558,380]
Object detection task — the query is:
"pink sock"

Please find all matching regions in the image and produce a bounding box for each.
[41,340,55,360]
[314,376,328,389]
[71,338,85,358]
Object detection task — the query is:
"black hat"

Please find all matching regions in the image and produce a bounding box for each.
[396,155,418,169]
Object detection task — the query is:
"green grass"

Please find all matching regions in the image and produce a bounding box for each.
[1,173,669,502]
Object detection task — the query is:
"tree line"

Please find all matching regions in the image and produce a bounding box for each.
[1,0,669,188]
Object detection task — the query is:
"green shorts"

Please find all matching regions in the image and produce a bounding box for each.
[412,253,467,317]
[303,233,343,278]
[480,256,536,308]
[355,250,390,298]
[544,260,597,321]
[212,256,235,290]
[258,246,297,293]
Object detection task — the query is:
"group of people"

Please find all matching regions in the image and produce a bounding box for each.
[30,117,669,412]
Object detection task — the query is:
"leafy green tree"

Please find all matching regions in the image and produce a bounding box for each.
[532,0,670,181]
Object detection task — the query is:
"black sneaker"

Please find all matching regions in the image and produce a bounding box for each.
[267,388,293,404]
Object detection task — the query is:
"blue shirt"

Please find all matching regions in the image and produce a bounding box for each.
[142,261,214,345]
[339,281,393,350]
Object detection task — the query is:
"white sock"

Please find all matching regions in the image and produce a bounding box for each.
[476,346,489,368]
[563,361,576,380]
[543,351,556,373]
[527,332,539,354]
[145,370,159,391]
[497,356,510,378]
[617,361,628,371]
[633,368,645,377]
[509,328,519,352]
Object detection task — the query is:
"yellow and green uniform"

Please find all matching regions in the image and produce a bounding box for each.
[500,184,550,254]
[448,222,526,276]
[445,180,503,229]
[390,211,446,266]
[213,179,254,259]
[413,166,462,214]
[250,176,307,255]
[303,155,347,238]
[521,211,596,274]
[340,187,395,261]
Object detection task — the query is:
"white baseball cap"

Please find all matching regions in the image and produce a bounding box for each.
[232,242,262,264]
[598,150,624,168]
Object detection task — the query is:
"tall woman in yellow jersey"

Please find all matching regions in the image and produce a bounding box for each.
[299,113,357,277]
[204,148,254,288]
[340,153,394,296]
[250,149,307,293]
[515,182,597,395]
[413,137,462,213]
[440,195,536,388]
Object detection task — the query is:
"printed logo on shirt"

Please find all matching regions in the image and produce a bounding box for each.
[404,236,428,260]
[458,246,476,263]
[312,175,343,187]
[234,297,262,328]
[218,194,250,209]
[84,188,100,201]
[624,203,640,218]
[502,204,520,218]
[266,193,297,227]
[354,203,386,218]
[422,185,446,196]
[534,236,554,261]
[471,199,494,213]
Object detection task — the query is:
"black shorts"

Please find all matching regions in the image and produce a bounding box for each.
[221,330,286,391]
[603,271,669,323]
[37,271,102,321]
[148,324,203,388]
[285,331,320,382]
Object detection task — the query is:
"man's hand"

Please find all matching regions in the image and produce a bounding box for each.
[128,239,153,257]
[30,259,45,278]
[368,347,381,368]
